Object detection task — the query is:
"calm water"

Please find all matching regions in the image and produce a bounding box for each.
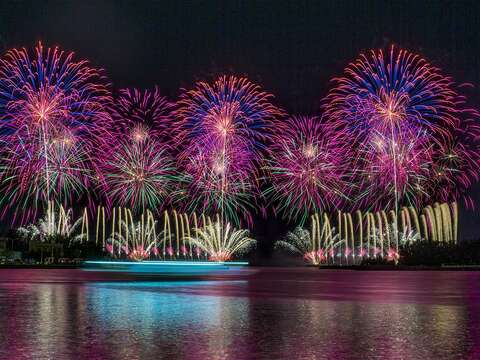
[0,268,479,360]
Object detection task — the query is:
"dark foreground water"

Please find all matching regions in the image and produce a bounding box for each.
[0,268,479,360]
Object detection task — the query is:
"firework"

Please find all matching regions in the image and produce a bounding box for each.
[16,201,87,245]
[323,46,459,138]
[106,209,160,261]
[111,87,173,140]
[431,118,480,208]
[0,128,94,219]
[277,203,454,265]
[97,88,178,213]
[100,139,177,212]
[186,220,255,262]
[0,42,111,223]
[275,226,341,265]
[323,45,480,210]
[265,116,351,223]
[355,127,433,210]
[175,75,283,226]
[180,142,257,225]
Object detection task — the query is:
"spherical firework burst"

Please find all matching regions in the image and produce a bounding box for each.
[98,88,177,213]
[175,75,283,226]
[100,137,177,213]
[265,116,351,223]
[0,42,111,222]
[323,46,459,138]
[323,45,480,209]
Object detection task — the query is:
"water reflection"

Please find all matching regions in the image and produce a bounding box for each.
[0,269,479,359]
[85,281,250,359]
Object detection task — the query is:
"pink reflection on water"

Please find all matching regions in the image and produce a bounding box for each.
[0,268,479,359]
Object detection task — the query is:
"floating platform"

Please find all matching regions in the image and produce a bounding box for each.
[82,260,250,278]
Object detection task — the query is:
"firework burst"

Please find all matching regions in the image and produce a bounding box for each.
[431,118,480,208]
[323,45,480,209]
[186,220,256,262]
[0,42,111,223]
[354,127,433,210]
[175,75,283,226]
[265,116,351,223]
[323,46,460,138]
[112,87,173,140]
[97,88,178,213]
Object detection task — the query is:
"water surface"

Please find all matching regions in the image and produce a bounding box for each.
[0,268,479,359]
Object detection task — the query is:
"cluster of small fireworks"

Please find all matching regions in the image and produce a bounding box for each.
[277,201,457,265]
[186,220,255,262]
[101,208,255,262]
[0,42,478,252]
[275,226,340,265]
[16,201,88,245]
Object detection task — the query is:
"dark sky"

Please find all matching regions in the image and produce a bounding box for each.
[0,0,479,243]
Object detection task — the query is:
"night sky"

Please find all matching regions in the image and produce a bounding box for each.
[0,0,479,248]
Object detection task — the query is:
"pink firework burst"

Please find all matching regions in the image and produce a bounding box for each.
[431,118,480,208]
[323,45,480,209]
[323,46,460,138]
[0,42,111,223]
[112,87,173,140]
[265,116,351,223]
[97,88,178,213]
[354,127,434,210]
[175,75,284,226]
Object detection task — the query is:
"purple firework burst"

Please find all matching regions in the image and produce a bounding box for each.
[323,45,480,209]
[97,87,178,213]
[0,42,111,223]
[175,75,284,226]
[265,115,351,223]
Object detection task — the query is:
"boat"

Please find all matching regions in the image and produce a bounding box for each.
[82,260,250,278]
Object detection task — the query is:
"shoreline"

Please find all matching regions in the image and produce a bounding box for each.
[319,264,480,271]
[1,263,480,271]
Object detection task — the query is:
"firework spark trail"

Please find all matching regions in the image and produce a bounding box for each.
[0,42,111,223]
